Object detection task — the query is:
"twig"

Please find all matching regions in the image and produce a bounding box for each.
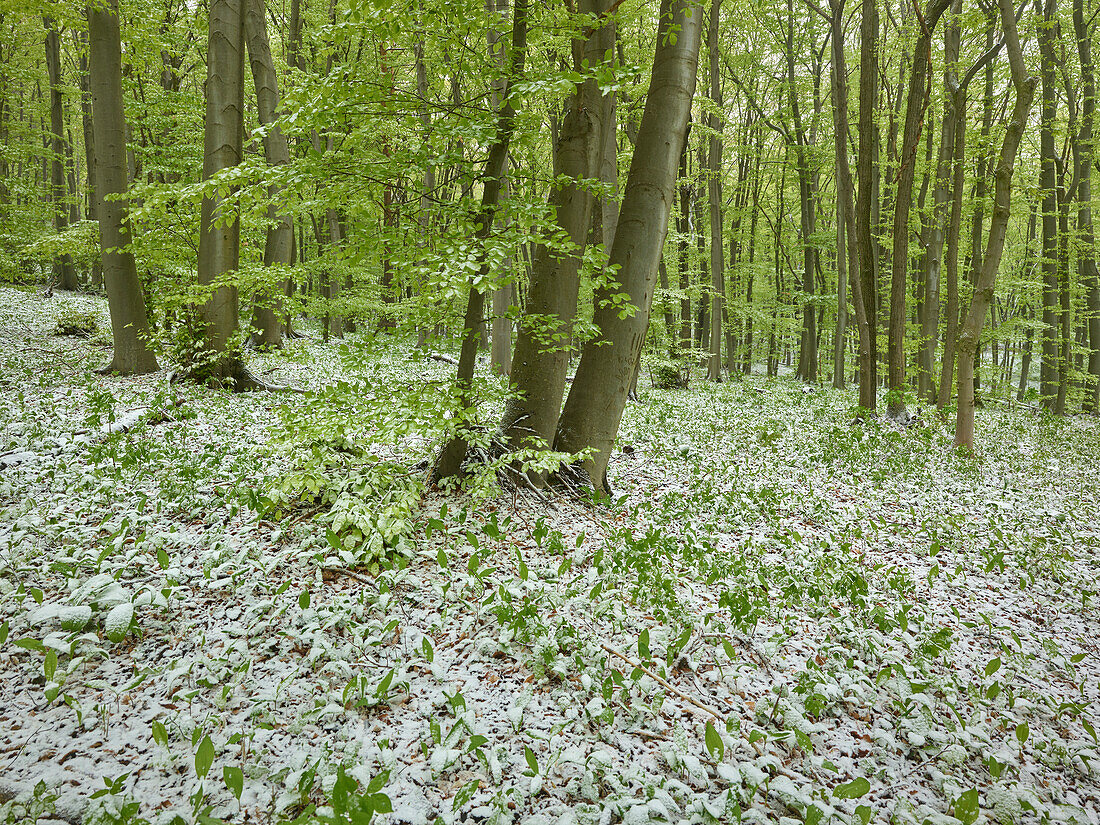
[869,744,951,800]
[600,642,727,722]
[322,566,380,590]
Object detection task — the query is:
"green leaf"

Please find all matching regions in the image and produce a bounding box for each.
[704,721,724,761]
[855,805,873,825]
[299,589,310,609]
[985,657,1001,677]
[805,805,824,825]
[151,720,168,747]
[1015,721,1029,745]
[832,777,870,799]
[437,547,448,569]
[223,765,244,800]
[13,637,44,652]
[524,744,539,774]
[43,649,57,682]
[157,548,169,569]
[1084,718,1098,744]
[953,788,980,825]
[1071,653,1087,663]
[638,629,651,660]
[721,639,736,659]
[0,621,8,645]
[195,735,214,779]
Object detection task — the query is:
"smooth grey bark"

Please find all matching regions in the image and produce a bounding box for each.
[487,0,513,376]
[195,0,248,384]
[677,141,694,354]
[553,0,703,494]
[44,17,77,290]
[500,0,610,452]
[245,0,292,349]
[824,0,863,392]
[1038,0,1060,408]
[855,0,879,409]
[432,0,528,482]
[955,0,1035,449]
[1075,0,1100,411]
[87,0,158,375]
[74,28,102,287]
[920,0,961,403]
[706,0,725,382]
[887,0,952,417]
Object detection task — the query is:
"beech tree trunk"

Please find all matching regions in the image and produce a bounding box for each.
[887,0,951,417]
[498,0,607,453]
[1038,0,1060,409]
[195,0,247,384]
[432,0,528,482]
[855,0,879,409]
[552,0,703,494]
[706,0,725,382]
[954,0,1035,449]
[87,0,158,375]
[827,0,863,393]
[44,18,77,291]
[245,0,292,349]
[1076,0,1100,411]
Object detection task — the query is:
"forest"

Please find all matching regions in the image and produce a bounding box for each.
[0,0,1099,821]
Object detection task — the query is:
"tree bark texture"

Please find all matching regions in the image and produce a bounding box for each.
[87,0,159,375]
[245,0,293,349]
[196,0,246,383]
[954,0,1035,449]
[553,0,703,494]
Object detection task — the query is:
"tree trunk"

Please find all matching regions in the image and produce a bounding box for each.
[1038,0,1060,409]
[828,0,862,392]
[921,0,960,403]
[677,142,694,355]
[498,0,607,453]
[44,17,77,290]
[954,0,1035,449]
[855,0,879,409]
[1075,0,1100,411]
[432,0,528,482]
[553,0,703,494]
[245,0,292,350]
[887,0,952,417]
[706,0,725,382]
[195,0,247,384]
[87,0,158,375]
[74,28,102,288]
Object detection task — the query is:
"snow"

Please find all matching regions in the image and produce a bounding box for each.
[0,286,1098,825]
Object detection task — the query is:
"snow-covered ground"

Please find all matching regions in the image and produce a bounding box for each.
[1,286,1098,825]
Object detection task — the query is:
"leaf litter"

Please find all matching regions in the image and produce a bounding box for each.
[0,286,1097,825]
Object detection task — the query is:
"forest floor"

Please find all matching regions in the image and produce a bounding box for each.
[1,285,1099,825]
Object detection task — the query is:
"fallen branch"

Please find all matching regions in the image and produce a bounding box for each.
[600,642,727,722]
[321,566,380,590]
[421,351,459,366]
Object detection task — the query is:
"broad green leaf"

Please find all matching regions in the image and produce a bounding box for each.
[832,777,870,799]
[704,721,724,761]
[223,765,243,800]
[953,788,980,825]
[195,735,214,779]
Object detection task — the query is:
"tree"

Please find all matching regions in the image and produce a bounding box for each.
[553,0,704,494]
[87,0,158,375]
[886,0,952,418]
[244,0,292,349]
[44,15,77,290]
[954,0,1036,449]
[432,0,529,482]
[497,0,609,457]
[195,0,249,386]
